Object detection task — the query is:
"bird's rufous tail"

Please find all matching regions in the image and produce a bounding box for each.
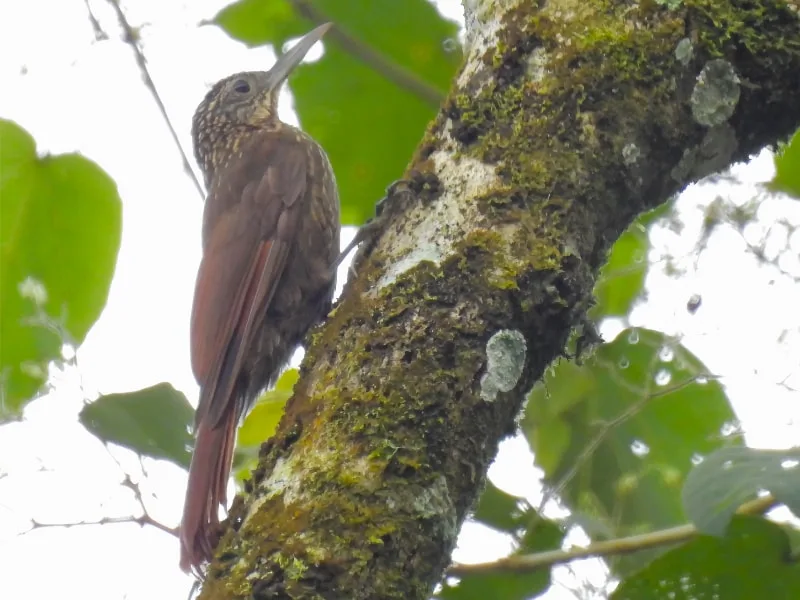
[179,414,237,574]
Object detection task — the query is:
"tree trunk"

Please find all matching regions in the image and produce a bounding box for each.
[199,1,800,598]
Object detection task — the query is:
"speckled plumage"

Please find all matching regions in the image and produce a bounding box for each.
[179,24,339,575]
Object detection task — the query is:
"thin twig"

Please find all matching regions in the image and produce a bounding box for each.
[106,0,205,199]
[22,455,179,539]
[28,511,178,538]
[449,495,778,576]
[289,0,444,108]
[82,0,108,42]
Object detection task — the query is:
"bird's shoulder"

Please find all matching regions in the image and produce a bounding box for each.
[201,125,320,245]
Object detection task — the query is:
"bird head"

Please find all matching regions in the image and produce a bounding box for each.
[191,22,332,184]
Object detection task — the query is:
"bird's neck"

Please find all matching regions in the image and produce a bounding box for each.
[201,121,290,190]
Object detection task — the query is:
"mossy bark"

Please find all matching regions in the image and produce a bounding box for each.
[199,1,800,598]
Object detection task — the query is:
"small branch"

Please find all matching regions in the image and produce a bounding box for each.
[82,0,108,42]
[106,0,205,199]
[289,0,444,108]
[23,449,178,539]
[28,511,178,538]
[450,495,778,576]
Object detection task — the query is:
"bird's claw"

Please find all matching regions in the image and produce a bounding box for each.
[332,178,414,275]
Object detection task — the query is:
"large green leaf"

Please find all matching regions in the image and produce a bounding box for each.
[233,368,298,482]
[590,202,672,319]
[215,0,461,225]
[439,483,564,600]
[79,369,297,477]
[79,383,194,469]
[523,328,738,575]
[770,127,800,198]
[0,119,122,420]
[683,446,800,536]
[612,516,800,599]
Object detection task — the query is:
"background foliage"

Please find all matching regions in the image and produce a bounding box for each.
[2,1,799,598]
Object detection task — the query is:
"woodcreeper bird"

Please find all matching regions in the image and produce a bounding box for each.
[180,23,340,574]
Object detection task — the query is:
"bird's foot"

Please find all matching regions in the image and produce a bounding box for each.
[332,179,414,276]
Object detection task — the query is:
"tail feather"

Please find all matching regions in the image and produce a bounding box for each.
[179,415,237,574]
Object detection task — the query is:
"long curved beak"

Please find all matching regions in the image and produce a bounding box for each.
[266,22,333,90]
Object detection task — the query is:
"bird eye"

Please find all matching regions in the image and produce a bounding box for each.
[233,79,251,94]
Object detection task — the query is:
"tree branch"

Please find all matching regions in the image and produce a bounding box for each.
[20,444,178,539]
[449,495,778,576]
[82,0,108,42]
[24,474,178,538]
[289,0,444,107]
[106,0,205,199]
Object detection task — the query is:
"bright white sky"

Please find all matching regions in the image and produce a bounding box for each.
[0,1,798,599]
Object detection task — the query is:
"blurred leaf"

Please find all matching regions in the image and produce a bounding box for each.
[80,383,194,469]
[439,483,564,598]
[233,368,298,481]
[473,480,530,534]
[237,368,296,446]
[0,119,122,420]
[215,0,307,47]
[771,127,800,198]
[612,516,800,599]
[523,328,738,576]
[682,446,800,536]
[591,202,671,318]
[215,0,461,225]
[532,416,570,475]
[440,510,563,600]
[781,522,800,558]
[562,510,616,541]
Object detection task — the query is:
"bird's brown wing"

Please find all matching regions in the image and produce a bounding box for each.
[190,148,307,428]
[181,146,308,572]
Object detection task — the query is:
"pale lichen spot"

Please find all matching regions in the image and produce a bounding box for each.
[674,38,693,66]
[690,59,740,127]
[622,143,641,167]
[670,123,738,182]
[375,151,496,291]
[458,0,503,90]
[245,455,302,524]
[527,47,549,83]
[18,276,47,306]
[20,361,47,379]
[480,329,527,402]
[412,475,457,542]
[377,245,444,290]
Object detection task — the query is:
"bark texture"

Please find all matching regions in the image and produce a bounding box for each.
[200,1,800,598]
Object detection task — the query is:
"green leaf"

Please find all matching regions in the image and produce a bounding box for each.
[237,368,296,446]
[0,119,122,419]
[79,383,194,469]
[472,480,530,534]
[612,516,800,599]
[682,446,800,536]
[439,517,564,600]
[214,0,461,225]
[233,368,298,481]
[771,127,800,198]
[530,415,571,475]
[215,0,307,47]
[591,202,671,318]
[523,328,738,576]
